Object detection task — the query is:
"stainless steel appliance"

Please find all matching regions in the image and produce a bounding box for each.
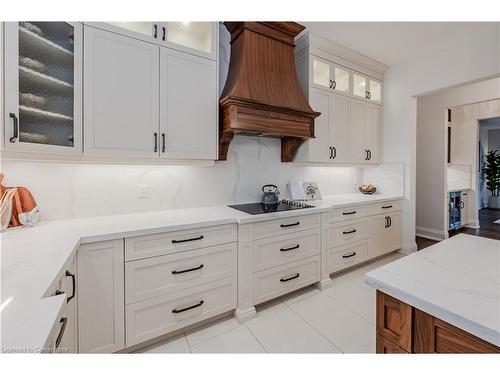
[448,191,463,230]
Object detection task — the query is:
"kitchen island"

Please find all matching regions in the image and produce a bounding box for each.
[365,234,500,353]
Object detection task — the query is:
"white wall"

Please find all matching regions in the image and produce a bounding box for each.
[384,23,500,249]
[416,85,500,239]
[0,138,404,221]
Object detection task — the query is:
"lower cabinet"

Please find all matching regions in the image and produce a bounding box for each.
[371,211,402,257]
[126,277,236,346]
[58,257,78,353]
[77,239,125,353]
[376,291,500,353]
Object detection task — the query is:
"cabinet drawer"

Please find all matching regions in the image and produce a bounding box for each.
[328,240,369,273]
[253,256,320,305]
[252,214,320,239]
[330,205,369,223]
[369,200,401,215]
[329,218,369,247]
[376,291,412,352]
[125,224,237,261]
[125,243,237,304]
[376,334,408,353]
[126,277,236,346]
[253,228,321,272]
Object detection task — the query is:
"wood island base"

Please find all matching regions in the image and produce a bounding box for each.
[376,291,500,353]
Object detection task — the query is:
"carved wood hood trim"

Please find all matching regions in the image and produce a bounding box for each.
[219,22,320,162]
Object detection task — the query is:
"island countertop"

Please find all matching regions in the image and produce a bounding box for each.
[365,234,500,347]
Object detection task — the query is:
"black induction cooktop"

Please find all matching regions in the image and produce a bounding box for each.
[228,200,315,215]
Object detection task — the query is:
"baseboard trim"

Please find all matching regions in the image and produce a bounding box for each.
[416,226,447,241]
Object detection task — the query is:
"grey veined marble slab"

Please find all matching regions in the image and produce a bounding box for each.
[365,234,500,346]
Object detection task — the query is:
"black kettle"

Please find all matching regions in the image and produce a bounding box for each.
[261,184,280,205]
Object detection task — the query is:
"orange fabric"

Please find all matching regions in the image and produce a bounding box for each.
[0,172,37,227]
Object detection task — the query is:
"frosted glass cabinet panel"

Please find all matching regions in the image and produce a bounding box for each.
[368,79,382,103]
[312,58,331,89]
[165,22,213,54]
[3,22,82,154]
[353,73,367,99]
[334,66,350,93]
[106,22,156,38]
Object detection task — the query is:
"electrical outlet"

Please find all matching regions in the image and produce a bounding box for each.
[137,184,148,198]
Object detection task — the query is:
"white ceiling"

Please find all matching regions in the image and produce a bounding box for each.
[301,22,497,66]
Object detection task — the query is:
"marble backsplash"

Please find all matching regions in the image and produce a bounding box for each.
[0,136,403,221]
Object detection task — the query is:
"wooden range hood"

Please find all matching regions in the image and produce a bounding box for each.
[219,22,320,162]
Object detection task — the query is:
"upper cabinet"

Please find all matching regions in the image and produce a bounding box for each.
[294,32,387,164]
[83,24,218,161]
[88,22,217,60]
[3,22,82,154]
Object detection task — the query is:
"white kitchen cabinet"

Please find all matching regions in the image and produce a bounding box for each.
[295,90,349,163]
[83,26,160,158]
[3,22,82,154]
[371,212,402,257]
[57,257,78,353]
[349,99,381,164]
[311,56,351,95]
[78,239,125,353]
[88,22,217,60]
[352,73,368,100]
[160,48,217,159]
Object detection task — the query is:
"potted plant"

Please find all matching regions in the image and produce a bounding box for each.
[483,150,500,209]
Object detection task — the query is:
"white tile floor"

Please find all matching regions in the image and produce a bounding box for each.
[137,252,405,354]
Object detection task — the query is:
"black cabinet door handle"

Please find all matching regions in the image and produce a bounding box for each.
[55,317,68,349]
[329,146,333,159]
[153,24,158,39]
[65,270,76,303]
[172,300,204,314]
[388,216,392,227]
[332,146,337,159]
[365,91,370,99]
[280,273,300,282]
[329,80,334,89]
[161,133,166,153]
[343,229,356,235]
[172,235,204,244]
[280,222,300,228]
[162,26,166,41]
[365,150,368,160]
[382,205,393,209]
[9,113,18,143]
[280,244,300,252]
[332,80,337,89]
[342,252,356,259]
[367,150,372,160]
[342,211,356,215]
[385,216,388,228]
[172,264,204,275]
[154,132,158,152]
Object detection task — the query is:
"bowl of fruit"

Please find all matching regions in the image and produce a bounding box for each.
[359,184,376,195]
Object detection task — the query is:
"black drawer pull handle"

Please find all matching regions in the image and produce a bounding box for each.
[343,229,356,235]
[342,211,356,215]
[280,222,300,228]
[381,205,393,209]
[9,113,18,143]
[65,270,76,303]
[55,317,68,349]
[342,252,357,259]
[161,133,166,153]
[172,300,204,314]
[154,132,158,152]
[280,273,300,282]
[172,235,204,244]
[280,244,300,252]
[172,264,204,275]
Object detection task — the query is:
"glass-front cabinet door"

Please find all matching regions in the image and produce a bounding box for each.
[312,57,332,90]
[97,22,216,59]
[352,73,368,100]
[368,79,382,104]
[3,22,82,154]
[333,65,350,93]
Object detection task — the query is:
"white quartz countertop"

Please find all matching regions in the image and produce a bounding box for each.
[365,234,500,347]
[1,193,402,351]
